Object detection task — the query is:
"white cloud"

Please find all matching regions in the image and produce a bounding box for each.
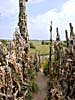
[0,0,44,16]
[0,0,18,16]
[28,0,45,4]
[28,0,75,40]
[10,0,44,4]
[0,0,75,40]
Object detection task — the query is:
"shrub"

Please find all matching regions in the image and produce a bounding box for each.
[61,42,66,47]
[29,42,36,49]
[43,60,49,76]
[42,41,49,45]
[1,39,7,45]
[32,80,39,93]
[25,89,32,100]
[45,42,49,45]
[42,40,45,45]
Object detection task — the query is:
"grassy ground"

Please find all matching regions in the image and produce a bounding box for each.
[0,39,50,55]
[29,40,50,55]
[1,39,66,55]
[29,40,66,55]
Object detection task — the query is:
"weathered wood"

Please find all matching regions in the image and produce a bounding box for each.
[65,30,69,47]
[49,21,52,74]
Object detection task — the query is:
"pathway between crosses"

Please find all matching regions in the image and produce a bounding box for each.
[32,69,47,100]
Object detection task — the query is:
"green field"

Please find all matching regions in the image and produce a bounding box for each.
[29,40,66,55]
[1,39,66,55]
[29,40,50,55]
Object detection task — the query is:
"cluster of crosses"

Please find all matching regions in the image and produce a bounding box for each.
[0,0,36,100]
[47,22,75,100]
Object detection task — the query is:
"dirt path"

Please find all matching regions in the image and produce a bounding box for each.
[32,70,47,100]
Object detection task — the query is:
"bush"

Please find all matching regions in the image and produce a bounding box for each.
[27,67,36,80]
[22,84,32,100]
[29,42,36,49]
[43,60,49,76]
[32,80,39,93]
[42,40,45,45]
[42,41,49,45]
[45,42,49,45]
[1,39,7,45]
[61,42,66,47]
[25,89,32,100]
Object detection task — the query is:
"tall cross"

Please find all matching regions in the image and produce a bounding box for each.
[18,0,28,41]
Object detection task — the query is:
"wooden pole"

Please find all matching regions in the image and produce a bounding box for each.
[65,30,69,47]
[49,21,52,74]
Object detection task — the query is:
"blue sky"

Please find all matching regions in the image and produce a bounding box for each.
[0,0,75,40]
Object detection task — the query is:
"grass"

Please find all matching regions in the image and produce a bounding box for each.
[29,40,50,55]
[0,39,50,55]
[0,39,66,55]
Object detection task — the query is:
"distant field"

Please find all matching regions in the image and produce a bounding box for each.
[29,40,66,55]
[1,39,66,55]
[29,40,50,55]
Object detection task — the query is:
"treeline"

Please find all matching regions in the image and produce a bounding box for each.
[41,40,49,45]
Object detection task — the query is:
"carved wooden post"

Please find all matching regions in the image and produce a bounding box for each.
[38,51,41,68]
[55,27,60,79]
[49,21,52,74]
[18,0,29,80]
[65,30,69,47]
[19,0,29,41]
[69,23,74,38]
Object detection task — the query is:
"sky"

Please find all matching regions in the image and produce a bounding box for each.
[0,0,75,40]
